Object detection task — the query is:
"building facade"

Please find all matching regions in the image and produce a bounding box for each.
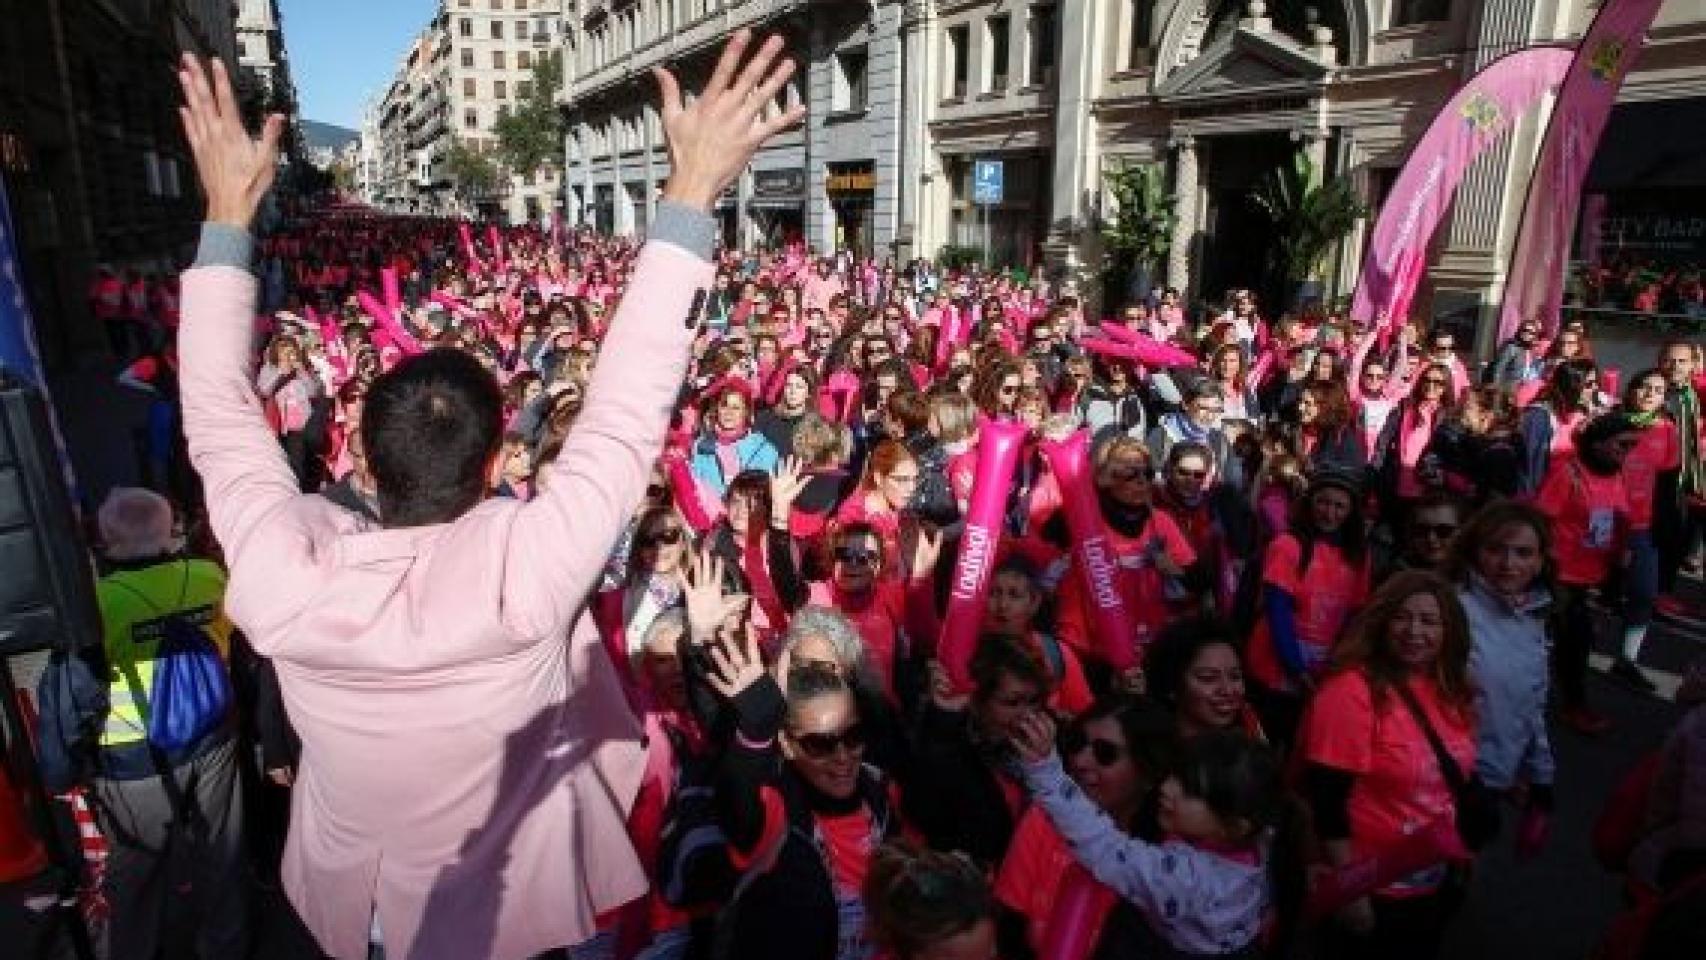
[0,0,238,368]
[560,0,908,254]
[367,0,569,224]
[560,0,1706,351]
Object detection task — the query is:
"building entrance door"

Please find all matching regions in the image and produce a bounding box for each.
[1200,132,1294,312]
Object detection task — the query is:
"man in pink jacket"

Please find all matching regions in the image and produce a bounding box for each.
[173,34,803,959]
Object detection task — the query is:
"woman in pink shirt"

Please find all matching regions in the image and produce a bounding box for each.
[1536,413,1641,735]
[1608,371,1682,695]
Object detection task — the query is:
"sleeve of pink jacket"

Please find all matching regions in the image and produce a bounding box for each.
[501,237,712,639]
[179,236,304,570]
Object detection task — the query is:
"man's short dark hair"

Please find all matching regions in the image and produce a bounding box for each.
[362,348,504,528]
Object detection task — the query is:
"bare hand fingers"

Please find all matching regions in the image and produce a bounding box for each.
[652,66,683,118]
[210,59,240,128]
[754,104,807,143]
[705,28,753,96]
[749,56,797,113]
[731,35,787,101]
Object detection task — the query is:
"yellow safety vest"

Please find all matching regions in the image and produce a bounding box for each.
[95,559,233,749]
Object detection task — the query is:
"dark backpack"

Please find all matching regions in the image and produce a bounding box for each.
[33,647,109,794]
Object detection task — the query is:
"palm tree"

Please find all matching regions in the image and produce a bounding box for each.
[1253,151,1367,303]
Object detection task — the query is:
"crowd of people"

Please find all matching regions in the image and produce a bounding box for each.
[47,38,1706,960]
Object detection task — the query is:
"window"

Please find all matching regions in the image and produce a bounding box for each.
[517,80,532,100]
[493,50,506,68]
[464,109,478,128]
[459,18,472,37]
[1393,0,1451,25]
[1028,5,1057,86]
[1126,0,1150,69]
[463,77,476,97]
[947,25,970,99]
[490,19,504,39]
[987,16,1011,91]
[460,47,474,67]
[518,50,532,69]
[490,0,502,7]
[833,47,869,113]
[494,80,507,99]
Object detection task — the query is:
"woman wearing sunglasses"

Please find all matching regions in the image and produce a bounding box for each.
[1054,437,1201,672]
[704,632,902,960]
[992,695,1178,959]
[806,522,941,706]
[1371,362,1457,511]
[1153,441,1255,618]
[593,505,696,690]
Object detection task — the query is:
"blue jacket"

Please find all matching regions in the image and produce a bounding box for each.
[689,429,780,498]
[1461,575,1556,790]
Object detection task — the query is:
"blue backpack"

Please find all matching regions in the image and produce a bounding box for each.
[110,567,232,753]
[145,611,231,752]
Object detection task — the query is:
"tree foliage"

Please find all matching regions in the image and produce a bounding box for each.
[445,139,499,204]
[1101,162,1175,274]
[1253,152,1368,282]
[493,52,564,176]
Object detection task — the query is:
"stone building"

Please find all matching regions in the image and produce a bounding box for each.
[368,0,569,224]
[560,0,1706,352]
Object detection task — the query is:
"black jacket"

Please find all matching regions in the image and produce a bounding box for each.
[902,701,1022,869]
[716,678,900,960]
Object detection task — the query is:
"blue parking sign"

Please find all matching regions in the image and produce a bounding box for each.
[973,160,1004,205]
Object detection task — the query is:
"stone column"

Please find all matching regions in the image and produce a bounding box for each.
[1167,134,1199,295]
[894,0,933,262]
[1042,0,1104,274]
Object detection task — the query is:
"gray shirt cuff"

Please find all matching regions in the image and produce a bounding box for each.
[648,201,716,262]
[193,223,255,271]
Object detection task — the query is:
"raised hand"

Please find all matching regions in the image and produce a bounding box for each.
[1010,709,1057,765]
[177,55,285,229]
[705,627,767,701]
[907,524,943,581]
[652,30,806,211]
[769,456,808,519]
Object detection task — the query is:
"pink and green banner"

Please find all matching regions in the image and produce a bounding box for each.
[1349,47,1572,331]
[1499,0,1666,340]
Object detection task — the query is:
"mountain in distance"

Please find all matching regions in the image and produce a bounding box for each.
[301,119,358,153]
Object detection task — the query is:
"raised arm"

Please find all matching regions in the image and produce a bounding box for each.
[174,55,300,563]
[501,32,806,638]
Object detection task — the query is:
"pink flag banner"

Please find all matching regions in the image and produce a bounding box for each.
[1349,47,1573,331]
[1499,0,1666,340]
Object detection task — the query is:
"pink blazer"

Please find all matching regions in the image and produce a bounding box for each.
[179,240,711,959]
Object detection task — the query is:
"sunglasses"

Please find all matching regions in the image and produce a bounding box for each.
[792,722,867,759]
[1422,378,1449,388]
[1412,523,1458,540]
[1060,728,1126,767]
[644,483,668,501]
[834,547,880,567]
[1172,467,1208,480]
[1105,466,1150,483]
[639,528,684,547]
[999,385,1020,395]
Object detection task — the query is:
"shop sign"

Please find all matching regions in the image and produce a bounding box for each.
[827,170,876,193]
[752,169,806,199]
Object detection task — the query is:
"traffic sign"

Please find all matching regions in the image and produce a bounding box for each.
[973,160,1004,205]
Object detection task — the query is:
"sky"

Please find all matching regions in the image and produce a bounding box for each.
[282,0,438,130]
